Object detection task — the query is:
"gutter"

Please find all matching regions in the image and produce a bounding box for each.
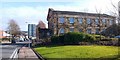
[32,48,45,60]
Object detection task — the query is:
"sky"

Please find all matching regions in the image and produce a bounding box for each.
[0,0,119,31]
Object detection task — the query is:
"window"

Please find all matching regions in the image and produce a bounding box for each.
[102,29,106,33]
[102,19,106,24]
[95,18,99,25]
[87,18,91,24]
[79,18,83,24]
[70,28,74,32]
[110,20,113,25]
[96,28,99,34]
[69,17,74,23]
[79,29,83,32]
[47,32,50,36]
[60,28,64,33]
[87,29,91,34]
[59,17,64,23]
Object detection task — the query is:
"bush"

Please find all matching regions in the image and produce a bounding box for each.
[79,42,91,45]
[95,38,119,46]
[92,34,105,41]
[51,35,59,44]
[51,32,96,45]
[84,34,96,42]
[63,32,83,44]
[101,38,118,41]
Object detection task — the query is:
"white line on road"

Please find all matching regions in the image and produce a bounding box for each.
[10,47,19,58]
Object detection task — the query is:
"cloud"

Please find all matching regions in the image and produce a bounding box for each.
[1,4,88,31]
[1,0,84,2]
[1,6,48,30]
[0,0,119,31]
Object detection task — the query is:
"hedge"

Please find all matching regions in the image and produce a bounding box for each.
[94,38,119,46]
[51,32,96,45]
[50,32,119,46]
[92,34,105,41]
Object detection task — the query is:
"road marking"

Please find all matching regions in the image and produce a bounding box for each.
[13,48,20,58]
[10,48,18,58]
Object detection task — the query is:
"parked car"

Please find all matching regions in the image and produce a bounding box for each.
[19,40,24,42]
[114,35,120,38]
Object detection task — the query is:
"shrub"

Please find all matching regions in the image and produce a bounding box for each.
[101,38,118,41]
[92,34,105,41]
[84,34,96,42]
[95,38,119,46]
[51,35,60,44]
[63,32,83,44]
[79,42,91,45]
[51,32,96,45]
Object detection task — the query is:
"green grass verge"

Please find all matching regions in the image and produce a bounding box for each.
[34,45,119,59]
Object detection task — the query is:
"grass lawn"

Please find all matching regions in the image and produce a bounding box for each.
[34,45,119,59]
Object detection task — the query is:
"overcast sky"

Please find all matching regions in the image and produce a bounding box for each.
[0,0,119,31]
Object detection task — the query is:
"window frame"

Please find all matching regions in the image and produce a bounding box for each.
[87,18,92,25]
[87,29,91,34]
[95,28,99,34]
[79,18,83,24]
[69,17,74,24]
[59,28,65,33]
[102,19,106,24]
[59,17,65,23]
[70,27,74,32]
[109,19,113,25]
[95,18,99,25]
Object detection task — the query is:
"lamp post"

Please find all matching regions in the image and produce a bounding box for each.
[25,22,31,48]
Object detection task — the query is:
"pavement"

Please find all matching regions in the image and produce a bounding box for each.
[18,47,39,59]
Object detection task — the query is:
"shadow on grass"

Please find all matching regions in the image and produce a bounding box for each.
[44,55,120,60]
[100,54,120,60]
[33,43,92,48]
[44,58,120,60]
[33,44,69,48]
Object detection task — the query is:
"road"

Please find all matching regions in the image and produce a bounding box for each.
[0,41,31,59]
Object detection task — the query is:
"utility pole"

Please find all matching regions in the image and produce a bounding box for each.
[25,22,31,48]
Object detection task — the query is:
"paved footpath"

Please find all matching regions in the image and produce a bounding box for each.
[18,47,39,59]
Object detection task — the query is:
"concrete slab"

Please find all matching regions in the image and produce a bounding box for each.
[18,47,38,59]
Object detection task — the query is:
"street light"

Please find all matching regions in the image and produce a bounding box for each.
[25,22,31,48]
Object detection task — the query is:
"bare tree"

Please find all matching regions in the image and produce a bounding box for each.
[101,24,120,37]
[82,8,89,33]
[100,1,120,37]
[7,19,20,43]
[109,0,119,24]
[95,7,102,40]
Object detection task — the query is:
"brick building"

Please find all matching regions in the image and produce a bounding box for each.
[47,8,116,35]
[0,30,11,39]
[36,21,52,40]
[0,30,5,39]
